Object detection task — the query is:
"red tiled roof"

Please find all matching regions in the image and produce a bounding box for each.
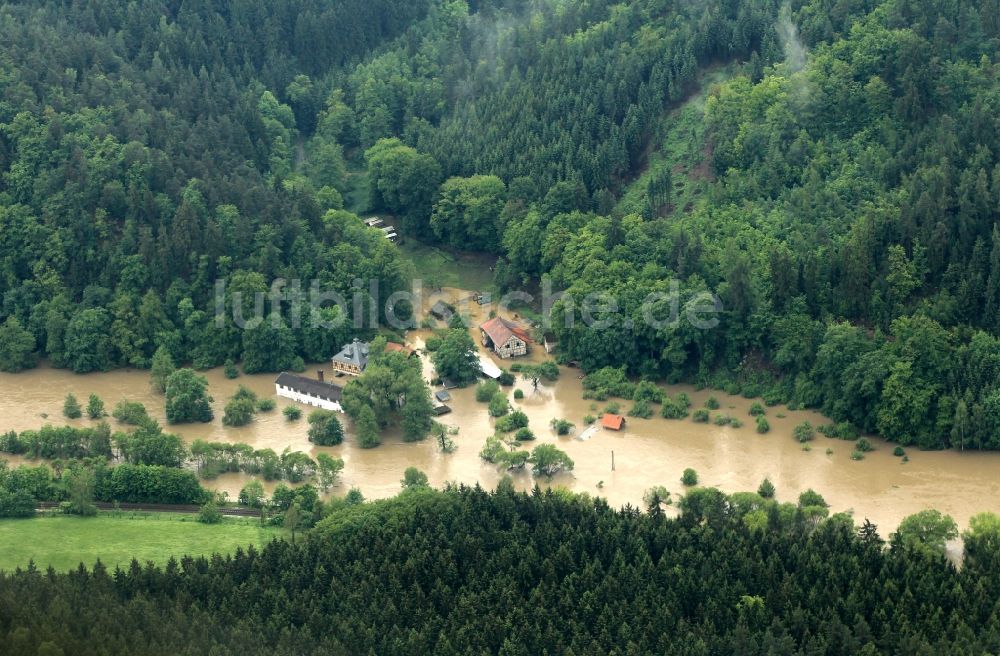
[480,317,532,347]
[601,413,625,430]
[385,342,414,356]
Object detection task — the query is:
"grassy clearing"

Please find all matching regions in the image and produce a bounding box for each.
[616,65,734,218]
[0,513,282,572]
[398,240,497,292]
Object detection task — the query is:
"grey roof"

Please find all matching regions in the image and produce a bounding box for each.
[435,389,452,402]
[275,372,343,401]
[332,339,369,370]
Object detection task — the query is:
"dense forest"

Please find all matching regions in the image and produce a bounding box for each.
[2,484,1000,655]
[0,0,998,458]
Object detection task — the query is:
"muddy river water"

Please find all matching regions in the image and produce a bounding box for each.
[1,289,999,539]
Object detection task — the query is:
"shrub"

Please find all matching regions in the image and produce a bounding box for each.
[604,401,621,415]
[893,446,906,457]
[308,410,344,446]
[798,489,827,508]
[712,414,731,426]
[112,400,148,425]
[401,467,429,489]
[705,396,720,410]
[283,405,302,421]
[793,421,815,443]
[692,409,710,423]
[479,435,508,463]
[256,398,276,412]
[222,397,256,427]
[681,468,698,486]
[851,450,865,461]
[495,410,528,432]
[748,402,766,417]
[513,389,524,400]
[581,367,635,400]
[63,393,82,419]
[488,391,510,417]
[86,394,106,419]
[755,416,770,434]
[238,480,266,508]
[424,336,442,352]
[855,438,873,453]
[675,393,692,408]
[757,478,775,498]
[514,428,535,441]
[223,359,239,379]
[661,398,689,419]
[550,418,574,435]
[198,501,223,524]
[729,418,743,428]
[583,414,596,425]
[528,444,574,476]
[498,371,515,386]
[476,380,500,402]
[817,422,859,440]
[632,381,664,404]
[628,399,653,419]
[762,390,783,406]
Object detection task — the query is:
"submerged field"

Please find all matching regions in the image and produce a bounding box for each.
[0,513,281,572]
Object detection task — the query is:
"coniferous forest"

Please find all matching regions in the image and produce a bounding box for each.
[2,0,1000,652]
[3,485,1000,655]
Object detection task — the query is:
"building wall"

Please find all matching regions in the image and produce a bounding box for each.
[332,362,362,376]
[275,385,344,412]
[495,337,527,359]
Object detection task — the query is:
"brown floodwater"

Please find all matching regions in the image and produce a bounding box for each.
[1,287,999,542]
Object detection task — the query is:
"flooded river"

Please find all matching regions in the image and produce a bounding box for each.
[1,289,999,537]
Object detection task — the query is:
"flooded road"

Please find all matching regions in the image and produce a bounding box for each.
[0,288,999,536]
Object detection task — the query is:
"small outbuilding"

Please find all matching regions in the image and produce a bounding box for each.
[385,341,415,357]
[601,413,626,431]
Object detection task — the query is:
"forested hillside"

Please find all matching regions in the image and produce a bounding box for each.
[2,484,1000,654]
[0,0,430,373]
[2,0,1000,449]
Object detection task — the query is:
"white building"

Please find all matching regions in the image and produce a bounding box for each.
[274,371,344,412]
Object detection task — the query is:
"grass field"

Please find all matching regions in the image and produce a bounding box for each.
[398,240,497,292]
[0,513,282,572]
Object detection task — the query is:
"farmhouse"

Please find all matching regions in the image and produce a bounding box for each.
[275,371,344,412]
[480,317,531,359]
[332,339,369,376]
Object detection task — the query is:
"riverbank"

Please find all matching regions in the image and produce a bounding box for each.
[3,357,1000,537]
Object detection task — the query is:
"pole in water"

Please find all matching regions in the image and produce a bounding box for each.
[611,450,615,471]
